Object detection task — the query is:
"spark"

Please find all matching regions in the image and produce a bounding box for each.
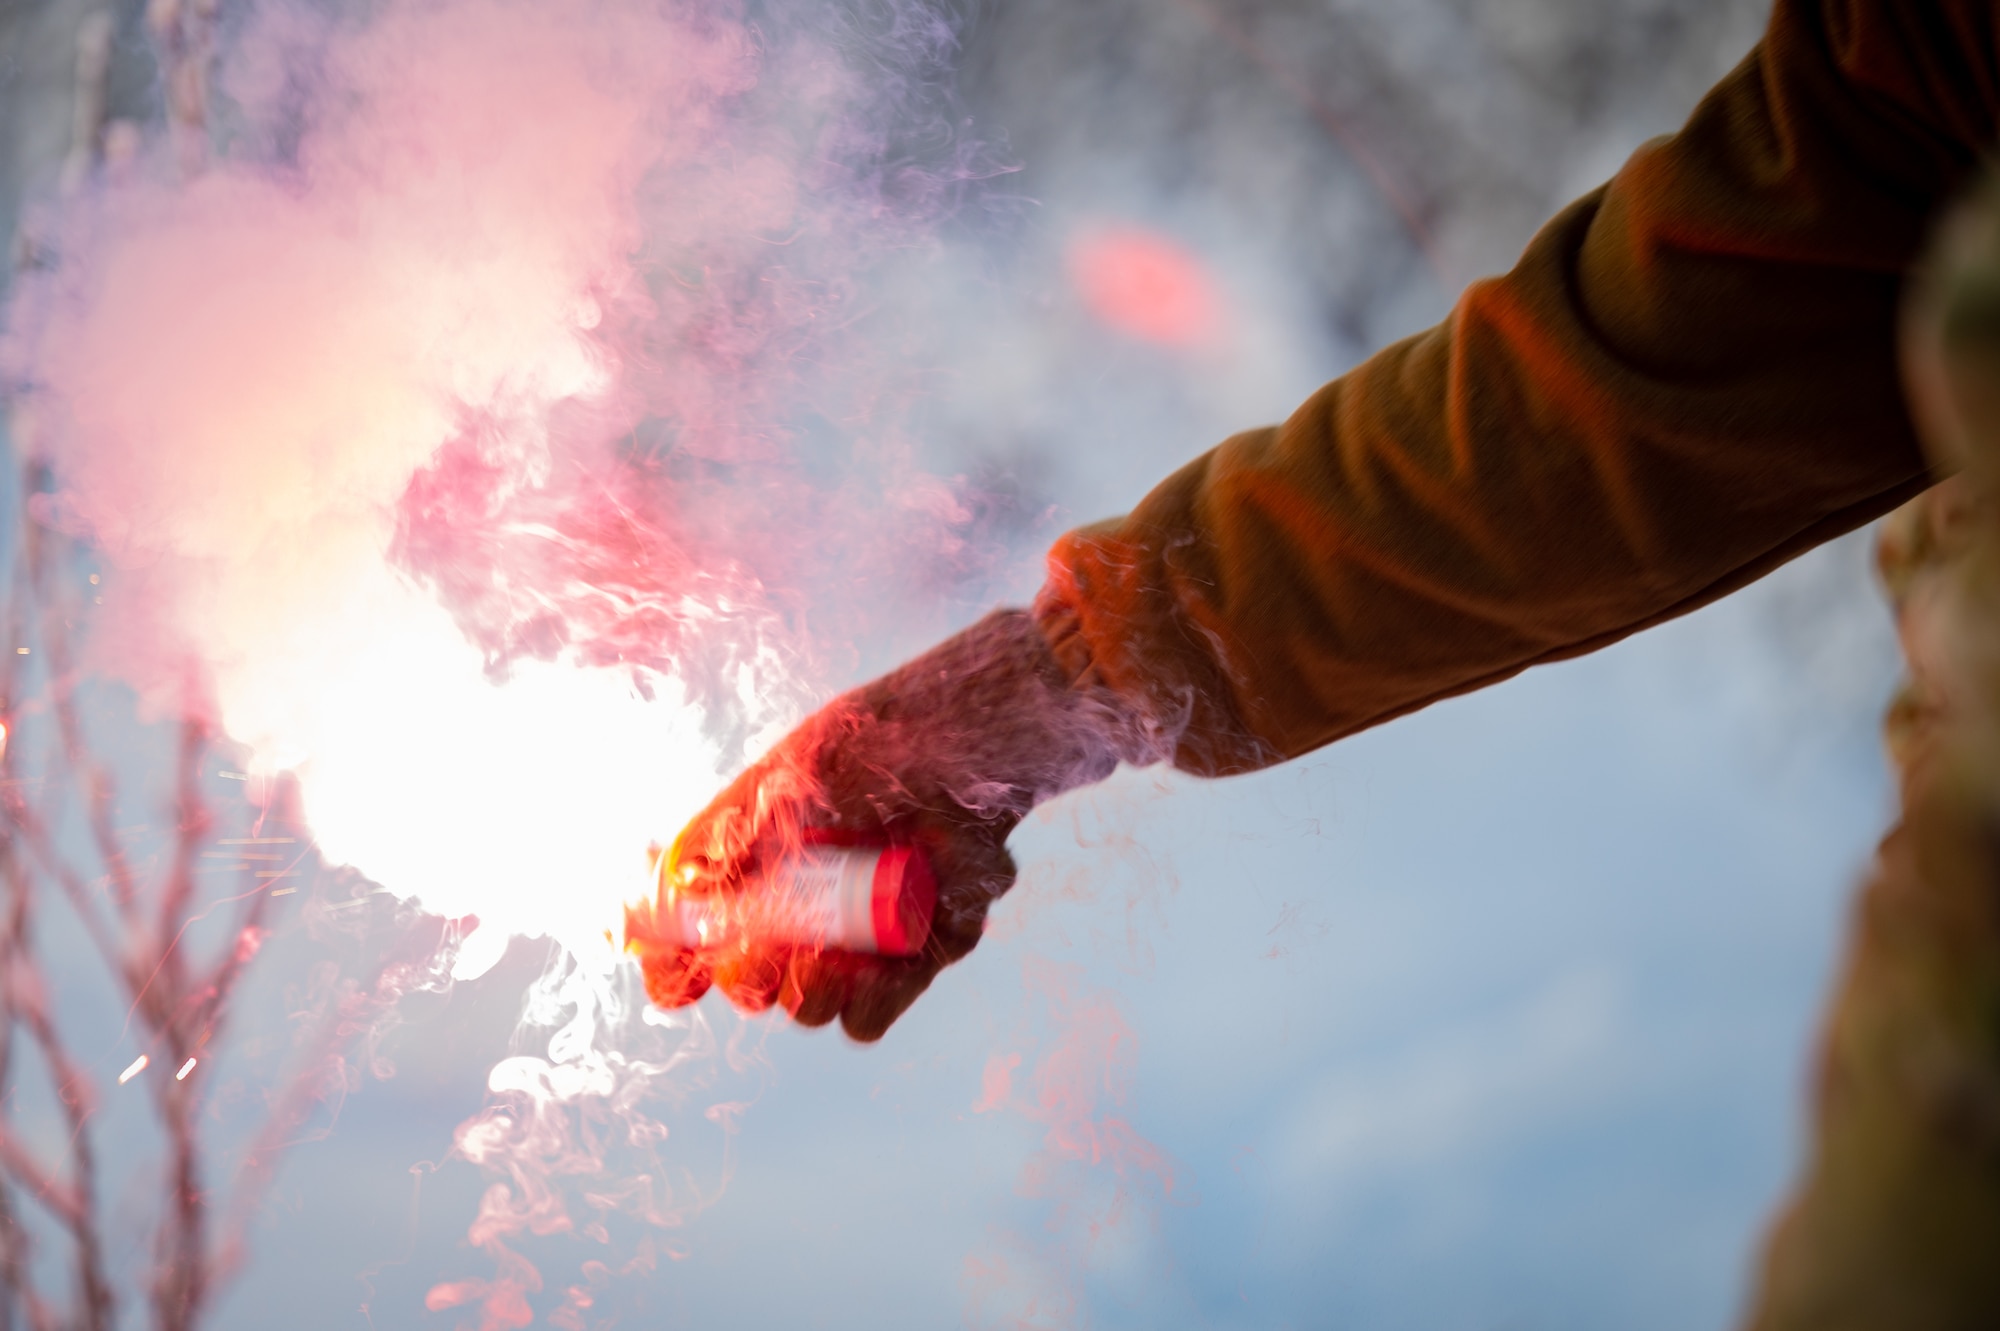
[118,1055,149,1085]
[269,887,298,897]
[14,647,27,656]
[175,1058,197,1082]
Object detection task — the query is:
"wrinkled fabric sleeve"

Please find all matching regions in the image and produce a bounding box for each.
[1037,0,1998,776]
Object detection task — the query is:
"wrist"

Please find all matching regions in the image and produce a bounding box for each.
[1028,587,1175,774]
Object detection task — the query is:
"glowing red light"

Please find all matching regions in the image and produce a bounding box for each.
[1067,224,1222,349]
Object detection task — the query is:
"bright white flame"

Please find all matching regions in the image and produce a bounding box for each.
[175,1058,197,1081]
[230,560,724,960]
[118,1054,148,1084]
[8,0,754,968]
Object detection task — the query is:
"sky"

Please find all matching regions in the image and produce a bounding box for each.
[0,0,1917,1326]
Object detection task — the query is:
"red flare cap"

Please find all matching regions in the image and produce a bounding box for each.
[870,845,936,956]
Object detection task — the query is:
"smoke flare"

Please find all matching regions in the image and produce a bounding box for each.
[2,0,991,953]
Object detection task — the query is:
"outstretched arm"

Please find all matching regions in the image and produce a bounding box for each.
[650,0,1998,1037]
[1046,0,1993,775]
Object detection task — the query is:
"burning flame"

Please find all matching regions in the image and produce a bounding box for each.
[276,569,724,976]
[4,0,762,962]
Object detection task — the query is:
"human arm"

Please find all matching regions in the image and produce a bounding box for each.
[1048,0,1995,774]
[650,0,1998,1036]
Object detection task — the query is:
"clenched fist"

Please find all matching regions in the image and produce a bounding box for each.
[630,607,1153,1040]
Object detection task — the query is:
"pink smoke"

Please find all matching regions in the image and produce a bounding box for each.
[964,959,1181,1328]
[2,0,777,955]
[1,0,1007,942]
[2,0,1013,1320]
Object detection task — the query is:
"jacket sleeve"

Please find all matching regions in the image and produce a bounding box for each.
[1036,0,1999,776]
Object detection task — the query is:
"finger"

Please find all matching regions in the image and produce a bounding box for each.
[670,754,792,877]
[925,833,1016,966]
[639,949,711,1009]
[670,784,761,878]
[736,723,849,835]
[711,945,787,1014]
[839,959,937,1043]
[673,748,871,889]
[780,950,858,1028]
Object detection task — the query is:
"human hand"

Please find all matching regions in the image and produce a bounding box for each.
[629,608,1143,1040]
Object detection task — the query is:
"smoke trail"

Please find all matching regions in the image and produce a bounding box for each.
[3,0,1015,1318]
[431,956,761,1331]
[963,959,1182,1330]
[2,0,1008,952]
[8,0,740,951]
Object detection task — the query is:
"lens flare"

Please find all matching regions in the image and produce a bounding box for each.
[1067,223,1225,348]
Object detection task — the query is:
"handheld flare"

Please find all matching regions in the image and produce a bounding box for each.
[626,844,937,960]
